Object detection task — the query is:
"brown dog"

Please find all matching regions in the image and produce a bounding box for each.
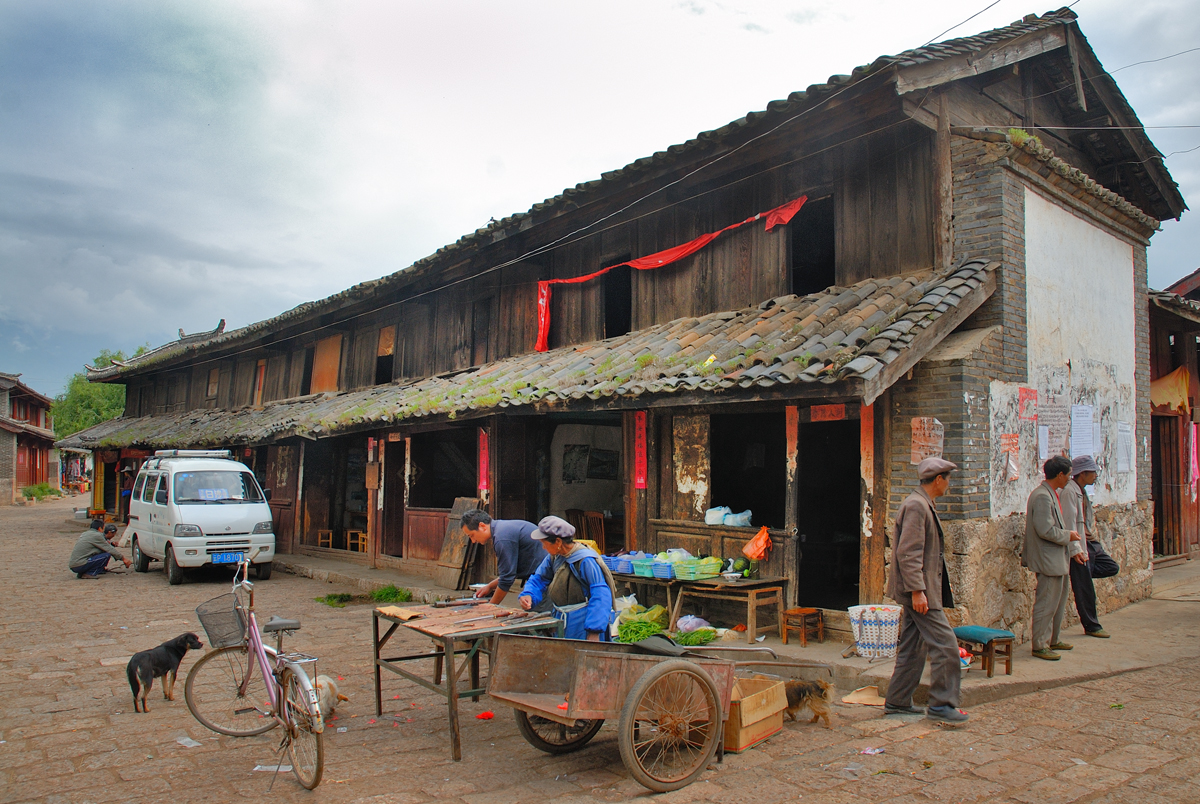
[783,678,833,728]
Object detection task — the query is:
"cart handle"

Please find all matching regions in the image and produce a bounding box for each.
[687,645,778,659]
[730,659,834,675]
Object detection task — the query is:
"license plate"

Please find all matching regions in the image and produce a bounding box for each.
[212,552,244,564]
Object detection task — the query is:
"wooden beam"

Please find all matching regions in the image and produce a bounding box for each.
[1065,27,1087,113]
[862,265,999,405]
[895,27,1068,94]
[784,405,800,608]
[934,92,953,271]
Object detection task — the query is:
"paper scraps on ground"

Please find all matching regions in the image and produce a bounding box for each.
[254,765,291,772]
[841,686,887,706]
[377,606,421,620]
[476,711,494,720]
[859,747,885,755]
[176,736,202,748]
[336,727,348,733]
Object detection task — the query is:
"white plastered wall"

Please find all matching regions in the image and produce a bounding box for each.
[990,187,1137,516]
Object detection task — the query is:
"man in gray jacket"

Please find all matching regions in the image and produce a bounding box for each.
[1023,455,1082,660]
[1061,455,1117,638]
[884,457,967,724]
[69,519,131,578]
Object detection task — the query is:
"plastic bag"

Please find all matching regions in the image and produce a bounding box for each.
[614,595,639,615]
[618,604,668,627]
[666,548,693,563]
[704,506,731,525]
[742,526,772,561]
[724,510,752,527]
[676,615,711,632]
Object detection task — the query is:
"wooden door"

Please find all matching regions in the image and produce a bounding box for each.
[15,444,32,489]
[382,439,405,557]
[1152,415,1186,557]
[264,445,300,553]
[404,509,448,560]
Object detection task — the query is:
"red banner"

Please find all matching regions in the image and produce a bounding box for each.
[535,195,807,351]
[634,411,648,489]
[477,428,489,492]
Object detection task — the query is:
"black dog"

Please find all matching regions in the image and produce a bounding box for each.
[126,632,204,713]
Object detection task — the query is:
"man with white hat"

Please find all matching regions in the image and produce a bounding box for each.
[884,456,967,725]
[1060,455,1118,638]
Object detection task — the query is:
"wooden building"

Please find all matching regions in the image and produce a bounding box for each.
[1,372,58,504]
[59,11,1184,637]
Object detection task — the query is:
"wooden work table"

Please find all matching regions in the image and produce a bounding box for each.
[609,573,787,644]
[372,603,563,761]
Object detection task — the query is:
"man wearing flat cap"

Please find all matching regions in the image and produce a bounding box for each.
[1024,455,1082,660]
[884,456,967,724]
[1060,455,1119,639]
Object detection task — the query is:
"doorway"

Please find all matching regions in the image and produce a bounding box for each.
[795,419,861,610]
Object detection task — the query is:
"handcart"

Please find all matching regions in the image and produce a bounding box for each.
[488,634,828,792]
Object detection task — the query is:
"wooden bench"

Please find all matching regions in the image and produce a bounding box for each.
[954,626,1015,678]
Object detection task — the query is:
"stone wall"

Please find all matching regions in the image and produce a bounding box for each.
[936,500,1153,642]
[0,431,14,505]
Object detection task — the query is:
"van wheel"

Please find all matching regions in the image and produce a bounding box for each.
[132,538,150,573]
[254,562,273,581]
[165,546,184,585]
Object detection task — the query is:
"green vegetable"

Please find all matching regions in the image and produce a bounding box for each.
[733,558,750,573]
[617,620,664,643]
[673,628,717,646]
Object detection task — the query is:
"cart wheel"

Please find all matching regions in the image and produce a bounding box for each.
[514,711,603,754]
[617,659,722,793]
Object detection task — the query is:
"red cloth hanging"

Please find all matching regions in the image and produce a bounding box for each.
[534,195,807,351]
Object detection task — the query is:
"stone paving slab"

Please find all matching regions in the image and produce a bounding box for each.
[4,496,1200,804]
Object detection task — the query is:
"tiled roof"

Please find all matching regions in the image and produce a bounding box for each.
[87,10,1075,382]
[0,372,54,407]
[0,415,56,443]
[58,261,997,450]
[1150,289,1200,327]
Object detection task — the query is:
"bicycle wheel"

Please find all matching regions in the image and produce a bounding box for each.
[282,669,324,789]
[184,646,277,737]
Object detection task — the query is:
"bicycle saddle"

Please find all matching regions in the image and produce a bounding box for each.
[262,616,301,633]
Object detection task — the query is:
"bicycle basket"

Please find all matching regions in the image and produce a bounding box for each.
[196,593,246,648]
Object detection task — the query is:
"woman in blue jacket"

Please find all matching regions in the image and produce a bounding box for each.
[519,515,615,641]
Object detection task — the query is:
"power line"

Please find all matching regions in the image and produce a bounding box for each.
[920,0,1004,48]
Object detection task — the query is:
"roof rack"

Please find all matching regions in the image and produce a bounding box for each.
[153,450,233,459]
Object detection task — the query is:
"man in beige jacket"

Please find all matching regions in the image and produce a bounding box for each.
[1023,455,1082,660]
[884,457,967,724]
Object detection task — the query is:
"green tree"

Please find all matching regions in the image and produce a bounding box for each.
[52,347,147,439]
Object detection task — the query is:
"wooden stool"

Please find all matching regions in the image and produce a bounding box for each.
[347,530,368,553]
[317,530,333,548]
[954,626,1015,678]
[782,607,823,647]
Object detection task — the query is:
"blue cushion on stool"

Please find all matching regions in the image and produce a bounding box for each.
[954,626,1015,644]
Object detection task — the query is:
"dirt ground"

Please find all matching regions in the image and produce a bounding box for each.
[3,495,1198,804]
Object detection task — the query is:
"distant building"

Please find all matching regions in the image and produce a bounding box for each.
[0,372,58,503]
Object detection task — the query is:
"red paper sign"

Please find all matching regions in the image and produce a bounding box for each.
[634,411,648,489]
[811,404,846,422]
[1018,388,1038,421]
[477,428,489,492]
[367,437,376,462]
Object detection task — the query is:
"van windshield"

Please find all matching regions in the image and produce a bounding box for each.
[174,471,265,504]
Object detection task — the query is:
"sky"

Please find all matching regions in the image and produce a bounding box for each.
[1,0,1198,396]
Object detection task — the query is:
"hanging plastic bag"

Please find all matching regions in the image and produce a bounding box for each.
[705,506,731,525]
[723,510,752,527]
[742,526,772,561]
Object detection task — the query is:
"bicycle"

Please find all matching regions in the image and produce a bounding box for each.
[185,548,325,789]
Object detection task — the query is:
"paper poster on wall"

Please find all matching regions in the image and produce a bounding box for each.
[910,417,944,464]
[1116,422,1133,472]
[562,444,589,484]
[1040,393,1070,455]
[633,411,648,489]
[1071,404,1094,458]
[1000,433,1020,481]
[1038,426,1050,460]
[1018,388,1038,420]
[1093,422,1102,459]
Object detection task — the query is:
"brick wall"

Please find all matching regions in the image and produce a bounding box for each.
[0,431,14,505]
[1133,245,1152,501]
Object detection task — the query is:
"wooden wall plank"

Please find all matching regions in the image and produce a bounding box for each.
[869,127,901,278]
[838,137,873,285]
[264,354,289,402]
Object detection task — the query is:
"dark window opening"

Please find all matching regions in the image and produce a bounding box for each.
[408,428,478,509]
[604,260,633,339]
[795,418,861,610]
[791,197,836,296]
[376,326,395,385]
[300,347,315,395]
[709,412,786,530]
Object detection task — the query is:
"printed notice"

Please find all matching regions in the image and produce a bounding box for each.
[910,417,945,464]
[1040,393,1070,456]
[1071,404,1094,458]
[1018,388,1038,421]
[1038,425,1050,460]
[1117,422,1133,473]
[1000,433,1020,481]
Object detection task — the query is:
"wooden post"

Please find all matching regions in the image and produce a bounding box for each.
[784,406,800,608]
[858,403,887,603]
[623,410,647,552]
[871,390,892,603]
[933,92,953,271]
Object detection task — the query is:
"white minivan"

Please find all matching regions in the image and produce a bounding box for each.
[127,450,277,585]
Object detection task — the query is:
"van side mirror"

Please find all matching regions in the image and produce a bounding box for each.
[263,488,272,501]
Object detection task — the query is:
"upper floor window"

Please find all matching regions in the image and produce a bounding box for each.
[376,326,395,385]
[310,334,342,394]
[790,196,835,297]
[206,368,220,401]
[604,259,633,339]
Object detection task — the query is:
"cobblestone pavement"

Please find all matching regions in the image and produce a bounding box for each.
[3,497,1198,804]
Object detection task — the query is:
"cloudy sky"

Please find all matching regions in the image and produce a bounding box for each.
[2,0,1197,396]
